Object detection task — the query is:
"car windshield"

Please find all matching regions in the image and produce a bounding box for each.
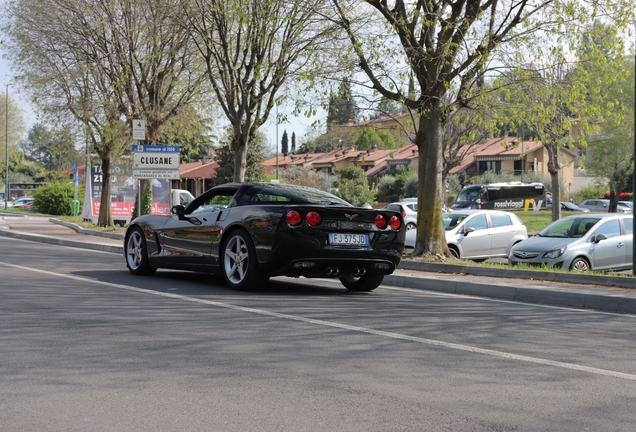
[455,187,481,203]
[538,217,599,238]
[442,212,470,230]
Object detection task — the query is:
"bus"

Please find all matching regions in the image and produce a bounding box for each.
[451,182,547,211]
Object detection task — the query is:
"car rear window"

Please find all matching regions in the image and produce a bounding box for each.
[243,184,351,206]
[490,213,512,228]
[624,218,633,234]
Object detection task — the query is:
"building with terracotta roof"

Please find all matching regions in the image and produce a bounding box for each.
[308,146,363,174]
[172,158,219,196]
[448,135,577,187]
[364,144,419,184]
[262,153,321,176]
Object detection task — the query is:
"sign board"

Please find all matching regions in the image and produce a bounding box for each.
[133,152,180,170]
[132,145,180,153]
[132,169,180,179]
[132,119,146,140]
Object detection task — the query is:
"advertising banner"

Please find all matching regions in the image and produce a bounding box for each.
[84,160,172,222]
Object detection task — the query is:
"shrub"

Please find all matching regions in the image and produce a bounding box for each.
[33,182,84,216]
[377,175,398,202]
[574,184,607,202]
[404,174,418,197]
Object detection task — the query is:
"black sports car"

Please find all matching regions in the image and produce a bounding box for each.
[124,182,405,291]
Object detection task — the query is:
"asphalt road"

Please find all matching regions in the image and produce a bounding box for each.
[2,236,636,431]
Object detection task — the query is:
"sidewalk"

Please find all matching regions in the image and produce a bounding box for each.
[1,212,635,314]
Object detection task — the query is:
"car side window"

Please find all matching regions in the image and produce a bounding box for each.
[595,219,621,238]
[187,190,237,214]
[465,214,488,231]
[624,218,633,234]
[490,214,512,228]
[252,193,291,203]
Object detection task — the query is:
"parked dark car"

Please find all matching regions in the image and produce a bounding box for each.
[125,182,406,291]
[547,201,590,212]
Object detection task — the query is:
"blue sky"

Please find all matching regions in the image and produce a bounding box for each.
[1,49,319,152]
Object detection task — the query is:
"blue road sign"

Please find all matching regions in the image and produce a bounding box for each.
[132,145,180,153]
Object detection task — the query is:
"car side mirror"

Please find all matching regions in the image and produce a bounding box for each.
[592,233,608,243]
[172,205,186,219]
[464,226,475,235]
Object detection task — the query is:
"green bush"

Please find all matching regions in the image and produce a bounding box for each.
[574,184,608,203]
[404,174,419,197]
[377,175,398,202]
[33,182,84,216]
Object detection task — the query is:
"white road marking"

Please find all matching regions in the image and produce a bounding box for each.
[2,260,636,381]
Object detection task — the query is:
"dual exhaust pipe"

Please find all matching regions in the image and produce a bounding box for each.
[326,267,366,277]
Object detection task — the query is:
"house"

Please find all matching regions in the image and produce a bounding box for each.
[308,146,363,174]
[172,158,219,196]
[364,144,419,184]
[449,136,577,187]
[261,153,321,176]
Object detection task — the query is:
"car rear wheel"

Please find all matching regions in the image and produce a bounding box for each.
[406,222,416,231]
[125,227,157,275]
[222,229,268,290]
[339,274,384,292]
[570,257,590,272]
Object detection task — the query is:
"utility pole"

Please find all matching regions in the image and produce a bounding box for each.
[4,84,11,210]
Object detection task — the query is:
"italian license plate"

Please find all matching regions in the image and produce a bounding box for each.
[329,233,369,245]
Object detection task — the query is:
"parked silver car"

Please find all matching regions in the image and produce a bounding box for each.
[405,209,528,261]
[7,196,35,208]
[579,199,631,213]
[384,199,418,230]
[509,214,633,272]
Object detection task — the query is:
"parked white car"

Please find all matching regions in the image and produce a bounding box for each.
[509,214,633,272]
[7,196,35,208]
[405,209,528,261]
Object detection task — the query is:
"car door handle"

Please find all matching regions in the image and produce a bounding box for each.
[617,242,624,248]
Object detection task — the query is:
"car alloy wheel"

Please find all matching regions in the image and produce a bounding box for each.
[222,229,267,290]
[125,227,156,275]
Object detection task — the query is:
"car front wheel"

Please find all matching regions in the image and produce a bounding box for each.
[570,257,590,272]
[125,227,157,275]
[222,229,268,290]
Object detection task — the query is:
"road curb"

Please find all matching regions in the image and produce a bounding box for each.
[397,260,636,289]
[0,228,123,254]
[383,273,636,314]
[50,218,125,240]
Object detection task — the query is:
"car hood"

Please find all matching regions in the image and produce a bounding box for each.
[513,235,578,251]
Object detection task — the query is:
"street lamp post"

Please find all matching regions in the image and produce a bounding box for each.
[4,84,10,210]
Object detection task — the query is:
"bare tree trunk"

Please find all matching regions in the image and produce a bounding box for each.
[414,110,448,257]
[232,139,248,183]
[547,145,562,221]
[97,156,113,227]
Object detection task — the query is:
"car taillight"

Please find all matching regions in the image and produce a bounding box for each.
[305,211,322,227]
[389,215,401,230]
[374,214,387,229]
[401,211,406,218]
[285,210,302,226]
